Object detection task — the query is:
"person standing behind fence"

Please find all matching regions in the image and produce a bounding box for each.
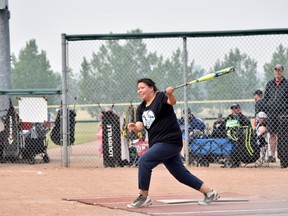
[126,78,219,208]
[253,89,266,128]
[263,64,288,167]
[263,64,288,163]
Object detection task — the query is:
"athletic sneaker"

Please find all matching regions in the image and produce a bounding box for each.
[198,190,220,206]
[127,194,152,208]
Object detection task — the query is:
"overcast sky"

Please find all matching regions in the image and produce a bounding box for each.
[8,0,288,72]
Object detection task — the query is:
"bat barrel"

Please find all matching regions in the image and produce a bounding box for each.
[165,66,235,92]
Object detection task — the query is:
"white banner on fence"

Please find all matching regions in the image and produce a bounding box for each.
[19,97,48,123]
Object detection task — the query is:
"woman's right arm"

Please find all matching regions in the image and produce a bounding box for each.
[128,121,144,133]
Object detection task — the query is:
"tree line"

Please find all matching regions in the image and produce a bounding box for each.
[11,31,288,117]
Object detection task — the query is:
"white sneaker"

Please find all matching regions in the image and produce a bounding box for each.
[198,190,220,205]
[127,194,152,208]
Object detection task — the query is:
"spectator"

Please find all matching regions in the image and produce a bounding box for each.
[178,108,205,136]
[225,103,251,130]
[253,89,265,115]
[253,89,266,128]
[224,103,251,141]
[263,64,288,166]
[224,103,252,167]
[256,112,268,144]
[178,108,205,160]
[211,113,226,138]
[204,122,213,136]
[255,111,268,165]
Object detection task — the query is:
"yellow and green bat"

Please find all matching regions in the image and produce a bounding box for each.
[172,66,235,90]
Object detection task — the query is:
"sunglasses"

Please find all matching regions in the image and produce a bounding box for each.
[274,68,283,72]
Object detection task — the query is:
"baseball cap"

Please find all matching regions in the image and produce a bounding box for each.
[257,111,267,119]
[230,103,240,109]
[274,64,284,71]
[218,113,222,117]
[253,89,263,96]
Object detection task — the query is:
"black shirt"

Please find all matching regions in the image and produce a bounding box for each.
[255,98,266,116]
[263,77,288,116]
[136,92,182,147]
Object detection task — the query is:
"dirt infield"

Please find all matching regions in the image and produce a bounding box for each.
[1,162,288,216]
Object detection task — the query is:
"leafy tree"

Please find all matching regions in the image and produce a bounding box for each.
[77,31,208,117]
[154,48,204,102]
[206,48,258,101]
[263,44,288,85]
[11,40,61,104]
[12,40,60,89]
[78,30,162,117]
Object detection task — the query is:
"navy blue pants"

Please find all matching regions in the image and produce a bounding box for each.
[138,142,203,191]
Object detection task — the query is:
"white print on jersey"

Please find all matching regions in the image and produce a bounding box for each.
[142,110,155,129]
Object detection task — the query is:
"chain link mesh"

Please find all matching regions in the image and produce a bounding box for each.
[62,31,288,168]
[3,30,288,168]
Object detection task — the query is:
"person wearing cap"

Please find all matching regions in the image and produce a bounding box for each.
[224,103,252,140]
[253,89,266,128]
[255,111,269,166]
[263,64,288,166]
[224,103,252,167]
[256,111,268,147]
[224,103,251,129]
[211,113,226,138]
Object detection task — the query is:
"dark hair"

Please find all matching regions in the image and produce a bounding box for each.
[183,108,192,114]
[137,78,158,92]
[253,89,263,96]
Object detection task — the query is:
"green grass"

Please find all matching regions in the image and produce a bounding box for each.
[74,122,98,144]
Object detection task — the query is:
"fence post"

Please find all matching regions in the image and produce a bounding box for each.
[61,33,69,167]
[182,37,189,164]
[0,3,11,111]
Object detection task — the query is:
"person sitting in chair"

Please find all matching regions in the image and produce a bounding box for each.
[224,103,252,168]
[178,108,205,136]
[255,111,269,165]
[211,113,226,138]
[256,111,268,147]
[224,103,251,141]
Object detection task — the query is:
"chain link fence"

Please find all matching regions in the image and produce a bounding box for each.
[0,92,64,165]
[2,29,288,168]
[61,29,288,168]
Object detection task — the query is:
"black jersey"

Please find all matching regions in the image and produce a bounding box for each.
[136,92,182,147]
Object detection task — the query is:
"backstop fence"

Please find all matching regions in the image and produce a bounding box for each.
[58,29,288,168]
[3,29,288,168]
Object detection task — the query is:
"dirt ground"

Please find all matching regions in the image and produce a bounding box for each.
[1,160,288,216]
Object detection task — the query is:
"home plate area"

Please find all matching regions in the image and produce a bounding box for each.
[63,192,288,216]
